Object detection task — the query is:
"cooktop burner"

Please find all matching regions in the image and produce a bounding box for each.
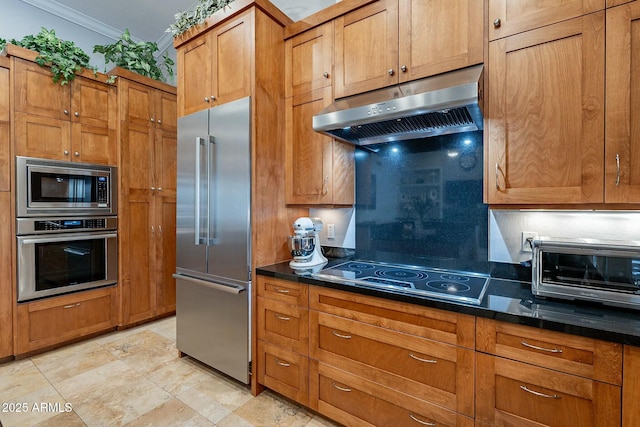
[313,261,490,305]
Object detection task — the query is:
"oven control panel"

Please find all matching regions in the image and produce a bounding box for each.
[16,216,118,235]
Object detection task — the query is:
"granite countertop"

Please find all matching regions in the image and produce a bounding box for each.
[256,258,640,347]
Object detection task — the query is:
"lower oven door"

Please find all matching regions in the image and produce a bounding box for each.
[17,231,117,302]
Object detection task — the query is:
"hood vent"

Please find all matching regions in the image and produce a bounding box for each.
[313,65,484,146]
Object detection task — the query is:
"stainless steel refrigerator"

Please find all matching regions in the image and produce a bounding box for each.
[174,96,251,384]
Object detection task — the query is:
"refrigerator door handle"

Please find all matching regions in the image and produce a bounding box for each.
[207,135,216,245]
[173,274,246,294]
[195,137,208,245]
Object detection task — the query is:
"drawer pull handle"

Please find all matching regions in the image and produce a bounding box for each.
[409,413,436,426]
[63,303,81,309]
[274,288,290,294]
[520,341,563,353]
[274,358,290,367]
[520,385,561,399]
[332,331,352,339]
[332,382,352,392]
[274,314,291,321]
[409,353,437,364]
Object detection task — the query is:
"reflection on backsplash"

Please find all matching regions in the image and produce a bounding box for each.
[355,130,488,270]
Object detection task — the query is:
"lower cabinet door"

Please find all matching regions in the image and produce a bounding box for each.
[310,361,473,427]
[257,340,309,406]
[476,353,621,426]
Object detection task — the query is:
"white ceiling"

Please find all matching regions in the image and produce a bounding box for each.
[21,0,337,54]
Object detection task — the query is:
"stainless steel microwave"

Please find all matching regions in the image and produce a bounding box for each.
[16,156,117,217]
[532,237,640,310]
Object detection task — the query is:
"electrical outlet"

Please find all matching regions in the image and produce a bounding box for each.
[521,231,538,252]
[327,223,336,239]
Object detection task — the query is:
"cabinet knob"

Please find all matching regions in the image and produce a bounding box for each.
[204,97,210,103]
[74,151,79,157]
[74,111,79,117]
[157,119,162,124]
[323,72,329,78]
[158,187,162,192]
[388,69,395,76]
[401,65,407,73]
[63,110,69,115]
[151,186,156,192]
[493,18,502,28]
[211,95,216,101]
[150,117,155,123]
[64,150,69,156]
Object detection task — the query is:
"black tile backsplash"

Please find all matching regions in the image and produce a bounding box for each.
[354,130,526,279]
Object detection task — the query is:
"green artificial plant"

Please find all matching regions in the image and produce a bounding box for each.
[168,0,234,38]
[9,28,97,85]
[93,29,174,82]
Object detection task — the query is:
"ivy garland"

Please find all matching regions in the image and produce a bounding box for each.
[168,0,235,38]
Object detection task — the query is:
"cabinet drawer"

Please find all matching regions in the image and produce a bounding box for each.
[310,311,473,416]
[15,287,117,354]
[257,276,308,307]
[476,318,622,384]
[257,341,309,406]
[476,353,621,426]
[310,286,475,348]
[257,296,309,355]
[310,361,473,427]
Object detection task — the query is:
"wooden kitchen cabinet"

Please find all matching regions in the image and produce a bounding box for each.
[15,286,117,355]
[312,361,473,427]
[309,286,475,419]
[605,1,640,202]
[256,276,310,405]
[476,318,622,426]
[285,22,333,98]
[486,13,605,204]
[0,59,10,192]
[488,0,605,41]
[0,192,12,359]
[12,56,117,165]
[285,87,354,205]
[177,11,251,116]
[334,0,483,98]
[476,353,621,426]
[0,58,12,359]
[116,70,177,326]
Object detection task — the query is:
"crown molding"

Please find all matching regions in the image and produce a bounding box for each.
[18,0,143,43]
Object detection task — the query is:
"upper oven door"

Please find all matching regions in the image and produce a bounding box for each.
[16,157,117,217]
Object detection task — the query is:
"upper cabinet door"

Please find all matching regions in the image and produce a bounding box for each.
[178,35,213,116]
[398,0,483,82]
[486,14,605,204]
[489,0,605,40]
[605,1,640,202]
[212,12,252,106]
[285,22,334,98]
[334,0,399,98]
[13,58,70,120]
[71,76,116,130]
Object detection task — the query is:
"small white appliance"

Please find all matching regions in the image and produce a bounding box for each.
[288,217,328,269]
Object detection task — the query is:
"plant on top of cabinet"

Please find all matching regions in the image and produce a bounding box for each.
[8,28,97,85]
[167,0,235,37]
[93,29,174,83]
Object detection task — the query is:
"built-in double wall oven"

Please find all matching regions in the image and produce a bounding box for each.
[15,157,118,302]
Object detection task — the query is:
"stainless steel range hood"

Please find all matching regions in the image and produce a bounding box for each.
[312,65,484,146]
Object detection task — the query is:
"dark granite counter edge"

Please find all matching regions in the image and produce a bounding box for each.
[256,264,640,347]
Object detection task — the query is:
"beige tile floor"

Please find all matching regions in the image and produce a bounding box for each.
[0,316,341,427]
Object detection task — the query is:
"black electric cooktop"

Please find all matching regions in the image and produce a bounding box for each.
[312,260,490,305]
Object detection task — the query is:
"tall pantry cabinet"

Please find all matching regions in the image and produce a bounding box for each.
[174,0,309,395]
[111,67,178,327]
[0,57,12,359]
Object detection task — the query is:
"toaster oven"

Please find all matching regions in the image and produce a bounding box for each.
[532,238,640,310]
